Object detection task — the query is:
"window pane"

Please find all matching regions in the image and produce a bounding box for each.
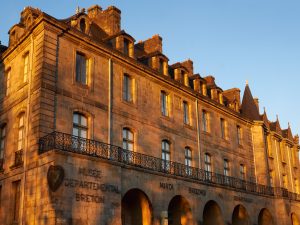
[73,113,79,124]
[127,130,133,140]
[80,130,87,138]
[73,128,79,137]
[128,143,133,151]
[80,115,87,127]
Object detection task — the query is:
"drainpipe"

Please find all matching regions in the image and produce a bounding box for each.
[108,58,112,145]
[21,34,34,225]
[195,99,202,169]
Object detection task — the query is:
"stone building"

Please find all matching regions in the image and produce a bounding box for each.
[0,4,299,225]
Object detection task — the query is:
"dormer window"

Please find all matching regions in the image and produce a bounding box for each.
[159,58,164,75]
[124,39,130,56]
[80,19,86,33]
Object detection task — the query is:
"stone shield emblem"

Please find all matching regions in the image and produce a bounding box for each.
[47,165,65,192]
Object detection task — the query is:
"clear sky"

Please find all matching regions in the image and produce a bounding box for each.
[1,0,300,136]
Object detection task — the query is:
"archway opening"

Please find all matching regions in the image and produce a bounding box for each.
[168,195,192,225]
[203,200,225,225]
[232,204,250,225]
[258,208,274,225]
[121,189,152,225]
[292,213,300,225]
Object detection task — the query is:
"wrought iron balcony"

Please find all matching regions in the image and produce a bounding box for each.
[39,132,300,201]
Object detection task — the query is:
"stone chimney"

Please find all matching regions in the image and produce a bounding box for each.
[88,5,121,36]
[143,35,162,54]
[181,59,193,76]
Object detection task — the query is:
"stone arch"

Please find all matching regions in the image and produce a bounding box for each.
[232,204,250,225]
[168,195,193,225]
[258,208,274,225]
[292,213,300,225]
[203,200,225,225]
[121,188,152,225]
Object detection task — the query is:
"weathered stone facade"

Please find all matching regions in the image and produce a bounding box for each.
[0,4,299,225]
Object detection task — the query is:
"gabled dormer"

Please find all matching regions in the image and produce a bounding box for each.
[204,76,224,104]
[70,11,91,35]
[223,88,241,112]
[105,31,135,58]
[260,109,270,130]
[190,74,207,96]
[170,63,189,87]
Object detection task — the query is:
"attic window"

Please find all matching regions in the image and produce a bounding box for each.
[124,39,130,56]
[80,19,86,33]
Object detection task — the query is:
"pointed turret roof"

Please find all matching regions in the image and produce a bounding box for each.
[241,83,260,120]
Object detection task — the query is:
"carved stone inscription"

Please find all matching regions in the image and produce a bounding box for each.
[188,187,206,196]
[65,167,119,204]
[160,182,174,190]
[234,196,253,203]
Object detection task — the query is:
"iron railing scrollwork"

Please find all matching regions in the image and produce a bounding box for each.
[39,132,300,201]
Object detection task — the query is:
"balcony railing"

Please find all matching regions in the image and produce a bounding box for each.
[39,132,300,201]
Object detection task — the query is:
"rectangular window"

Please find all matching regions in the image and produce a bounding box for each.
[239,164,245,180]
[223,159,229,177]
[237,125,242,145]
[23,53,29,82]
[183,101,190,125]
[202,110,208,132]
[18,115,25,151]
[159,58,164,74]
[162,141,170,171]
[124,39,130,56]
[76,52,88,84]
[123,74,132,102]
[161,91,169,117]
[185,147,192,175]
[220,118,225,139]
[6,69,11,96]
[12,180,21,224]
[0,125,5,159]
[204,153,212,180]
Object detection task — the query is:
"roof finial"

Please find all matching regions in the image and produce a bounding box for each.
[263,107,266,113]
[76,6,80,14]
[288,122,291,128]
[246,80,249,86]
[276,114,279,121]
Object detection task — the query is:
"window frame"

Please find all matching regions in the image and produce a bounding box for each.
[5,68,11,96]
[202,110,208,132]
[123,74,133,103]
[122,128,134,152]
[223,159,230,177]
[162,140,170,171]
[161,91,169,117]
[237,125,242,145]
[75,52,89,85]
[12,180,21,224]
[17,114,25,151]
[183,101,190,125]
[23,52,29,83]
[72,112,88,139]
[220,118,226,139]
[0,125,6,159]
[239,164,246,180]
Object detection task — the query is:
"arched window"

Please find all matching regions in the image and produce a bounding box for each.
[17,114,25,151]
[73,112,87,138]
[123,128,134,151]
[162,140,170,171]
[204,153,212,180]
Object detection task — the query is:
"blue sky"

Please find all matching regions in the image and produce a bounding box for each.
[1,0,300,136]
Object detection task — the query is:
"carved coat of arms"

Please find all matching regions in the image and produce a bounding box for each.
[47,165,65,192]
